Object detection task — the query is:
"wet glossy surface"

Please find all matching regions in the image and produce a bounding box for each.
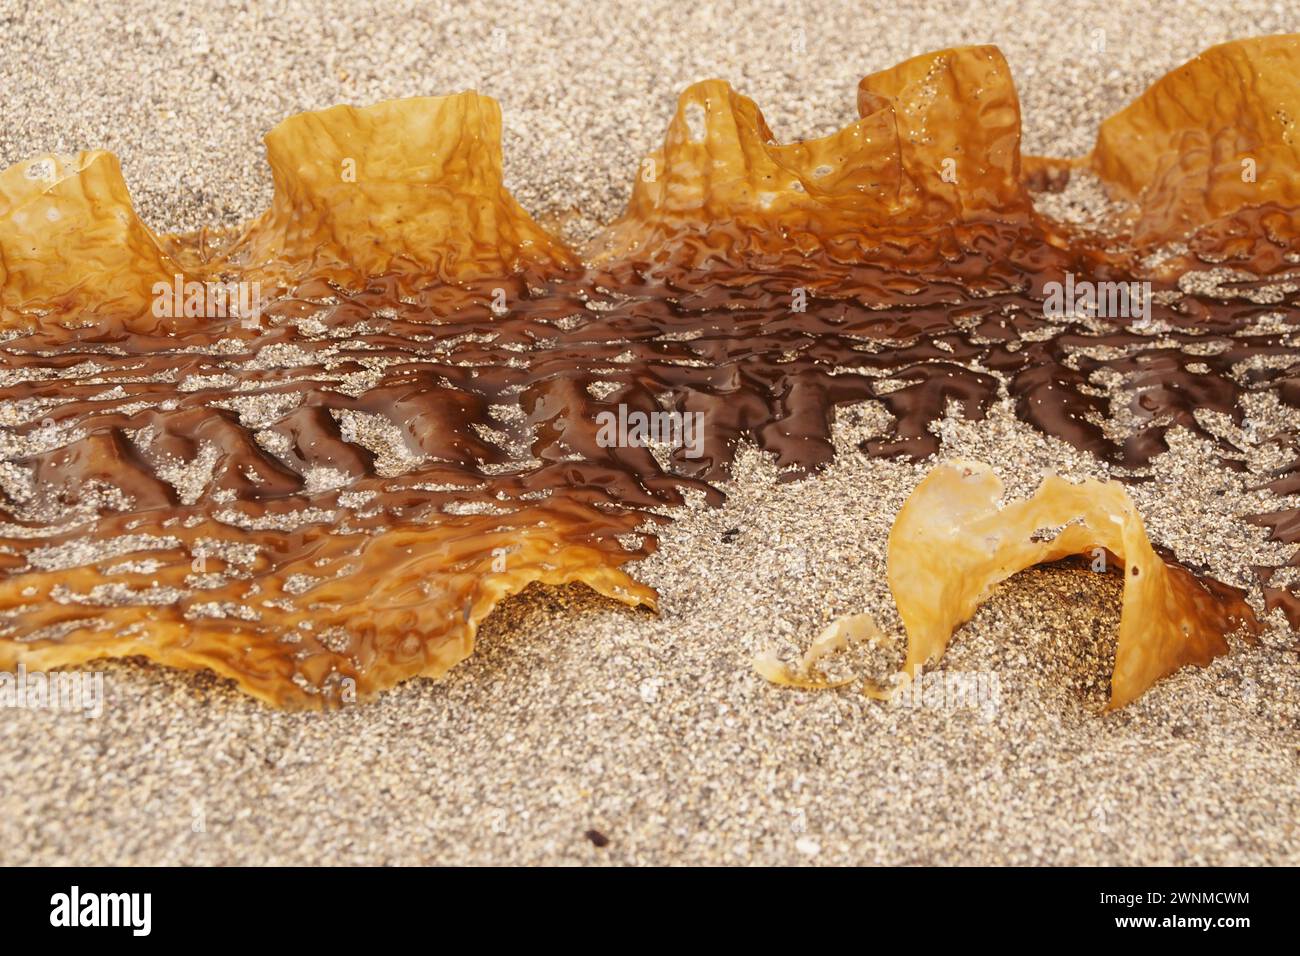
[0,40,1296,706]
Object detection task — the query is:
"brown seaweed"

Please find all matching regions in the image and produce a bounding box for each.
[0,37,1296,707]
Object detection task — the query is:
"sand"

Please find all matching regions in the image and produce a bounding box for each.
[0,0,1297,866]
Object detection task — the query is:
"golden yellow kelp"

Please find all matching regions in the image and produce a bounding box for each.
[0,506,656,709]
[0,93,577,336]
[1090,34,1300,249]
[0,151,181,330]
[1015,34,1300,271]
[223,92,578,288]
[760,462,1258,709]
[855,45,1027,220]
[0,37,1293,709]
[591,46,1030,262]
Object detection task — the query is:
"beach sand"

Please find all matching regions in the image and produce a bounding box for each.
[0,0,1296,865]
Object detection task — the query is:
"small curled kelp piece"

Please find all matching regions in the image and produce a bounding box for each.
[223,92,578,288]
[761,461,1259,709]
[0,151,181,330]
[754,613,885,690]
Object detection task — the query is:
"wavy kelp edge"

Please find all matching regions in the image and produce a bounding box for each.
[3,35,1299,332]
